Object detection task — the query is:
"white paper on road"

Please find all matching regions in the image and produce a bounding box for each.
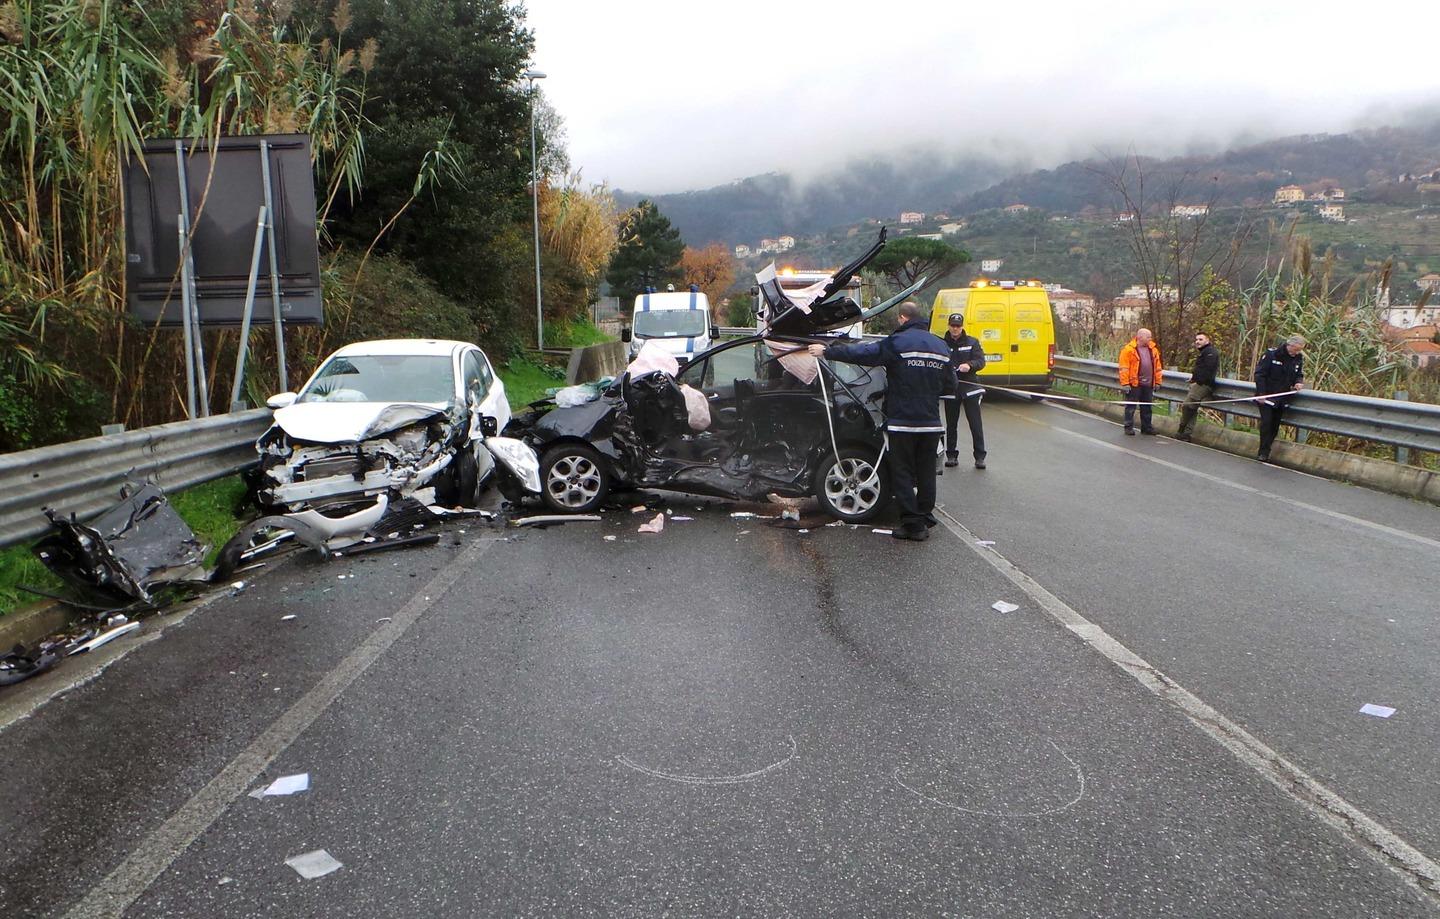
[638,513,665,534]
[977,540,996,547]
[285,849,342,879]
[280,614,296,621]
[1359,703,1396,718]
[671,516,694,521]
[603,535,617,541]
[730,512,757,518]
[992,601,1020,613]
[872,528,893,535]
[265,773,310,795]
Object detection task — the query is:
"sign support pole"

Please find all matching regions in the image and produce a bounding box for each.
[259,139,288,391]
[230,205,269,410]
[174,140,210,416]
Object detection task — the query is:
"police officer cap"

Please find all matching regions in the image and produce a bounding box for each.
[948,313,965,325]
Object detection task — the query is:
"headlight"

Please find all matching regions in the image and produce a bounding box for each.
[484,437,541,494]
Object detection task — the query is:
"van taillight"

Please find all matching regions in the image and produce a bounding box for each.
[1047,344,1055,369]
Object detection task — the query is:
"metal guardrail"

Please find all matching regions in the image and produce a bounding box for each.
[1053,356,1440,454]
[0,409,272,550]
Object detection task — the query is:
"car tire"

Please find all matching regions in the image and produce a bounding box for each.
[539,443,611,514]
[813,446,889,523]
[437,448,481,508]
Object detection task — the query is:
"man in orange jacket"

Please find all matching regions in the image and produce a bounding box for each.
[1118,328,1162,435]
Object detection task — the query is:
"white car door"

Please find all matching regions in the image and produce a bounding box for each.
[460,348,511,434]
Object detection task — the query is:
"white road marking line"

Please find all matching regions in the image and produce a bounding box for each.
[1003,405,1440,555]
[934,506,1440,900]
[64,538,501,919]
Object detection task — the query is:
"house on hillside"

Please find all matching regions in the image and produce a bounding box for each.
[1111,297,1148,331]
[1171,204,1210,218]
[1417,273,1440,294]
[759,238,777,252]
[1319,203,1345,222]
[1273,185,1305,205]
[1003,203,1030,214]
[917,233,943,241]
[1050,290,1096,324]
[940,221,966,235]
[734,244,752,258]
[899,211,925,225]
[1384,305,1440,328]
[1121,284,1178,302]
[980,258,1004,273]
[1325,187,1346,200]
[776,236,795,251]
[1399,340,1440,369]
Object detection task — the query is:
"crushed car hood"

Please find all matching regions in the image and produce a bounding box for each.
[270,401,451,444]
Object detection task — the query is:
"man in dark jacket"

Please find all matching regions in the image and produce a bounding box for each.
[1176,332,1220,442]
[1253,334,1306,461]
[940,313,988,468]
[809,301,952,541]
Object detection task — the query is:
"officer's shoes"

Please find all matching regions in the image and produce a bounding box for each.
[891,526,929,542]
[1140,428,1157,436]
[944,453,959,468]
[1124,426,1136,436]
[1175,432,1192,442]
[974,454,987,469]
[1257,451,1270,463]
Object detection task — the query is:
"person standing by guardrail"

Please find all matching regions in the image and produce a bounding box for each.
[941,313,987,469]
[1253,334,1306,462]
[1118,328,1162,436]
[1176,332,1220,442]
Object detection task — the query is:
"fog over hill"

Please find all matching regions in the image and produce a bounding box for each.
[622,119,1440,249]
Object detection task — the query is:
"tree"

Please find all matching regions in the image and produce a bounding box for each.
[679,244,737,300]
[869,237,969,289]
[604,199,685,302]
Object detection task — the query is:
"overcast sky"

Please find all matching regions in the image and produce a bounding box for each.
[525,0,1440,194]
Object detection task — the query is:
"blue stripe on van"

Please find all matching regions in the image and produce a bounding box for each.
[641,294,650,312]
[689,291,697,310]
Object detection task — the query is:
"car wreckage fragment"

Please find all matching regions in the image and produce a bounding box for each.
[32,483,209,605]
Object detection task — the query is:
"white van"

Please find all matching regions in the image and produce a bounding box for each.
[621,287,717,366]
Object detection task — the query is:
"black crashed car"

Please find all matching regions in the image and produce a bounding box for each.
[511,334,892,522]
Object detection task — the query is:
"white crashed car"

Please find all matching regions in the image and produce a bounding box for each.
[232,340,539,564]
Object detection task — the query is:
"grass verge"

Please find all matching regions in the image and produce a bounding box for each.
[500,357,566,407]
[0,475,249,618]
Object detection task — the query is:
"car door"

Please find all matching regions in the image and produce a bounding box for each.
[460,348,510,433]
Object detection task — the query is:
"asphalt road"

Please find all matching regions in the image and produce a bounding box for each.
[1,398,1437,917]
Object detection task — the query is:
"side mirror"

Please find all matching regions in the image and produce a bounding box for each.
[621,327,632,343]
[709,325,719,340]
[480,415,499,438]
[266,391,298,409]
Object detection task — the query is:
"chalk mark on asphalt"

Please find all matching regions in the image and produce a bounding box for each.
[63,538,502,919]
[892,739,1086,818]
[933,506,1440,903]
[616,734,798,785]
[1002,404,1440,555]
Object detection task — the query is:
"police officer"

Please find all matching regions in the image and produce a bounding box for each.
[1253,334,1306,462]
[809,301,953,541]
[940,313,987,469]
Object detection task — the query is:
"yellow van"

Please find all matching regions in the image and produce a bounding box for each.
[928,279,1055,390]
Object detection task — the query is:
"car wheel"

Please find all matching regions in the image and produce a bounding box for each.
[539,444,610,513]
[437,448,481,508]
[813,446,889,523]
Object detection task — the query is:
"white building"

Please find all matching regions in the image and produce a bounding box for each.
[1003,203,1030,213]
[1111,298,1148,331]
[917,233,942,241]
[1417,273,1440,293]
[776,235,795,251]
[733,244,752,258]
[980,258,1004,273]
[1274,185,1305,205]
[939,222,966,235]
[1171,204,1210,218]
[1050,289,1096,324]
[899,211,925,225]
[1121,284,1178,301]
[1382,305,1440,327]
[1319,203,1345,222]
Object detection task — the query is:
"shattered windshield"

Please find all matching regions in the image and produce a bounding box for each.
[299,354,456,404]
[633,310,708,338]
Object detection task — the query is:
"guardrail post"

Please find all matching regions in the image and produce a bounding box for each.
[1395,391,1410,464]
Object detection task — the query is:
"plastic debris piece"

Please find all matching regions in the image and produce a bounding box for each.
[631,506,647,513]
[1359,703,1396,718]
[638,513,665,534]
[603,535,617,542]
[730,512,757,519]
[67,621,141,655]
[218,877,233,886]
[261,773,310,796]
[737,530,750,536]
[229,581,247,596]
[512,514,602,528]
[781,509,800,521]
[280,614,297,621]
[798,529,810,534]
[992,601,1020,613]
[872,528,893,535]
[285,849,343,879]
[977,540,996,547]
[376,617,392,623]
[671,516,694,522]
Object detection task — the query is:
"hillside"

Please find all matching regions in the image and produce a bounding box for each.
[616,152,1021,247]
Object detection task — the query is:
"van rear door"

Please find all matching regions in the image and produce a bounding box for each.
[968,295,1010,385]
[1009,299,1050,380]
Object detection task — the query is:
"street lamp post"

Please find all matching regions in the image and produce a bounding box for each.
[524,68,547,350]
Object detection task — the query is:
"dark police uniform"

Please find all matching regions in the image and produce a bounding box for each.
[1253,343,1304,459]
[824,318,953,538]
[1177,341,1220,439]
[941,320,987,467]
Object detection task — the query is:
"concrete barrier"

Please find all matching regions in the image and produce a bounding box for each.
[566,340,628,385]
[1082,400,1440,506]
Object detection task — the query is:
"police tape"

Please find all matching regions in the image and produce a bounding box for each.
[968,381,1300,408]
